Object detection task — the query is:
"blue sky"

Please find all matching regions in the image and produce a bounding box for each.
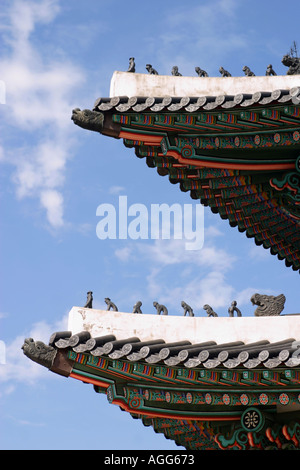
[0,0,299,450]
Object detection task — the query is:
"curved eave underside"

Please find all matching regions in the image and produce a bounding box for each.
[72,87,300,272]
[23,331,300,450]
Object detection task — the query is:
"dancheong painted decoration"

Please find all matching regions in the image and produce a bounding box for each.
[72,75,300,272]
[22,324,300,450]
[23,70,300,451]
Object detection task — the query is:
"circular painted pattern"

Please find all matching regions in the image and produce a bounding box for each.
[234,136,240,147]
[186,392,193,404]
[241,407,265,432]
[144,390,149,400]
[259,393,269,405]
[274,132,281,143]
[165,392,171,403]
[129,397,141,409]
[293,130,300,142]
[240,394,249,406]
[215,137,220,148]
[279,393,289,405]
[222,393,231,405]
[254,134,261,145]
[181,145,193,158]
[205,393,212,404]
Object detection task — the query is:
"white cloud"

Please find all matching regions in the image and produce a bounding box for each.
[40,189,64,228]
[138,238,234,272]
[248,243,271,260]
[113,238,238,313]
[7,0,60,41]
[205,225,224,238]
[0,314,68,389]
[115,246,132,262]
[0,0,85,228]
[109,186,126,195]
[145,264,235,314]
[12,139,69,198]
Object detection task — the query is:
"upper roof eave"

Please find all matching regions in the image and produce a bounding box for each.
[93,86,300,115]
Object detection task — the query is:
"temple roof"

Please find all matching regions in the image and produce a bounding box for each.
[60,306,300,370]
[50,329,299,370]
[22,307,300,450]
[72,75,300,272]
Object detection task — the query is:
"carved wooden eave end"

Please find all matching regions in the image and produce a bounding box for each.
[71,108,120,138]
[22,338,73,377]
[71,108,104,133]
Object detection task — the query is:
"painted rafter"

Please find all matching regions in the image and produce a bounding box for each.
[66,347,300,450]
[72,91,300,271]
[22,323,300,450]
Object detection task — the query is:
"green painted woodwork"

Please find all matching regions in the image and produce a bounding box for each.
[67,349,300,450]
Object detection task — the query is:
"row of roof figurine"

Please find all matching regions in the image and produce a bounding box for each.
[83,292,286,317]
[126,53,300,76]
[84,294,239,316]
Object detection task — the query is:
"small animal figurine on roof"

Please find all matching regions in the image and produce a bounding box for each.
[171,66,182,76]
[132,301,143,314]
[146,64,159,75]
[242,65,255,76]
[219,66,231,77]
[228,300,242,317]
[127,57,135,73]
[104,297,118,311]
[153,301,168,315]
[203,304,218,317]
[195,66,208,77]
[181,301,194,317]
[265,64,277,76]
[84,291,93,309]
